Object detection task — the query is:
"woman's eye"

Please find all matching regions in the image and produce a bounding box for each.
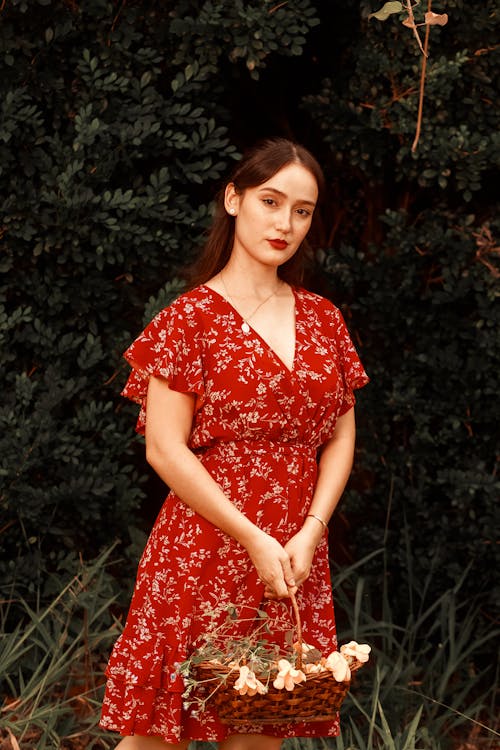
[262,198,276,206]
[296,208,311,217]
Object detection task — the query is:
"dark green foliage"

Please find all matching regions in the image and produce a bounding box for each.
[327,213,499,609]
[304,0,499,201]
[0,0,319,597]
[169,0,319,77]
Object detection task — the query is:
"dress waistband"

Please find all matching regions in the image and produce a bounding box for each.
[196,439,317,457]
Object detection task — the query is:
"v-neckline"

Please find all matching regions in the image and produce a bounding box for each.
[201,284,299,375]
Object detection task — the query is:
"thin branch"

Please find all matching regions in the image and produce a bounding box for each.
[404,0,426,56]
[108,0,127,46]
[268,2,288,14]
[411,0,432,152]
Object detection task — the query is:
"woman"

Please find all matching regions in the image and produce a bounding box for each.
[100,138,369,749]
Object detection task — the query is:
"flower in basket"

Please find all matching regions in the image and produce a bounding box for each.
[323,651,351,682]
[272,659,306,691]
[233,665,268,696]
[340,641,371,664]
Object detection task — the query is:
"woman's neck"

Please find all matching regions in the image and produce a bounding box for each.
[220,258,282,299]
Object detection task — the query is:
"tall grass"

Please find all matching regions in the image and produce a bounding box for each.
[1,539,498,749]
[0,547,119,750]
[328,538,499,750]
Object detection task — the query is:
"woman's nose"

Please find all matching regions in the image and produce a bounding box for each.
[275,209,292,233]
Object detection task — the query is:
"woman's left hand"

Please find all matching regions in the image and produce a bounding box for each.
[263,529,318,598]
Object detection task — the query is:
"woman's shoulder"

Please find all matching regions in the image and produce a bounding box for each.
[295,286,340,314]
[155,284,216,317]
[141,285,221,337]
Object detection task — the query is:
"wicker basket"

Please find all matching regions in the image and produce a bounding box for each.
[195,592,364,725]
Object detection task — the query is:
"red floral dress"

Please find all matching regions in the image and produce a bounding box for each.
[100,284,369,743]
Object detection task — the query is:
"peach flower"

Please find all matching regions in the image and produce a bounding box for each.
[323,651,351,682]
[273,659,307,691]
[340,641,371,663]
[233,665,268,696]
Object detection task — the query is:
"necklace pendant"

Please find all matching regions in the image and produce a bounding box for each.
[241,321,251,334]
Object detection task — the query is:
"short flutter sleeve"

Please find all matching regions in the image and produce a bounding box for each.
[331,305,369,416]
[121,297,204,435]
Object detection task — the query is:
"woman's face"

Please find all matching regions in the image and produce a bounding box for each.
[225,162,318,271]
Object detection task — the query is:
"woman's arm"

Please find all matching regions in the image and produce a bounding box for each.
[144,375,296,598]
[303,406,356,541]
[267,407,356,594]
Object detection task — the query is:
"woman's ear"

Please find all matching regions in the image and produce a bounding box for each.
[224,182,240,216]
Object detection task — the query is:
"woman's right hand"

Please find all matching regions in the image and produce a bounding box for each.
[244,531,296,599]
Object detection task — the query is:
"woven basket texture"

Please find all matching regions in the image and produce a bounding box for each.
[198,662,351,724]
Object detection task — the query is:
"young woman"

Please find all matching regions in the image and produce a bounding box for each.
[100,138,369,749]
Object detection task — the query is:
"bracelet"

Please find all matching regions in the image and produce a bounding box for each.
[306,513,329,531]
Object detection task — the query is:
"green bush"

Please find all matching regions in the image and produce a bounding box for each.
[303,0,498,201]
[325,211,499,610]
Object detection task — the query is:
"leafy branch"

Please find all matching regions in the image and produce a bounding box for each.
[369,0,449,151]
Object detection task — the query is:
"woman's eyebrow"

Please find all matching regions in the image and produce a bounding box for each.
[257,186,317,207]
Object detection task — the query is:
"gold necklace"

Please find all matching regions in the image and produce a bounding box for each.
[220,273,282,334]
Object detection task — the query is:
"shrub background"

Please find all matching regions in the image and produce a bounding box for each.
[1,0,498,633]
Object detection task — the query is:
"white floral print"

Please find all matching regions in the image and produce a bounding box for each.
[100,285,369,742]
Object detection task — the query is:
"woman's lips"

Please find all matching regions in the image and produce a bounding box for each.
[268,239,289,250]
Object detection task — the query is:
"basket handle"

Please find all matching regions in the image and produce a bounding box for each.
[289,590,303,670]
[287,591,363,676]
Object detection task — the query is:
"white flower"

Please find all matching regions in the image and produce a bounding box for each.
[323,651,351,682]
[272,658,307,691]
[340,641,371,663]
[233,665,268,696]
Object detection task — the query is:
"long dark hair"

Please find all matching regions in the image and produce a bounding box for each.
[187,138,325,288]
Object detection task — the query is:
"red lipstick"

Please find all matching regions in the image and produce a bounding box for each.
[268,239,288,250]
